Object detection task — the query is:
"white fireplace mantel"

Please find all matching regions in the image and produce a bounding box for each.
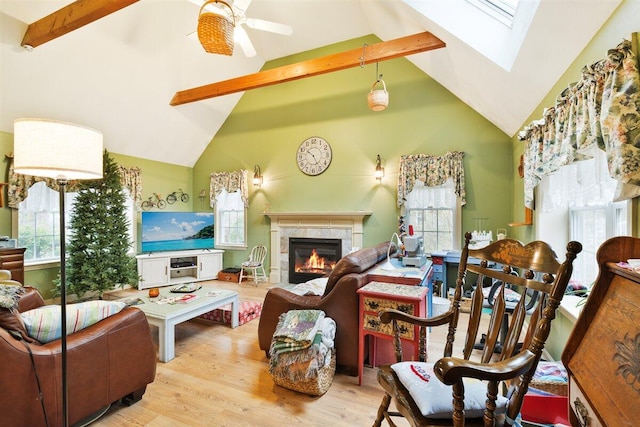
[262,211,372,284]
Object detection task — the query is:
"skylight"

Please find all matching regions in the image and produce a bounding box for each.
[402,0,538,72]
[467,0,520,27]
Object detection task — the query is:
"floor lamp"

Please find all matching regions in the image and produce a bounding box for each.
[13,118,103,427]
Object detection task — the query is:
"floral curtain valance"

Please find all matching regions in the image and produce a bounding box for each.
[397,151,466,208]
[518,37,640,209]
[209,169,249,208]
[8,158,144,209]
[7,159,81,208]
[118,166,143,210]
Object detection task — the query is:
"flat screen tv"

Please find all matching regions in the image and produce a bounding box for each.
[141,212,214,253]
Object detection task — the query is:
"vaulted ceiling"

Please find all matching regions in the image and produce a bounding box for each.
[0,0,629,167]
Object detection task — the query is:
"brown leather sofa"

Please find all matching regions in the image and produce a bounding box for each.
[258,241,394,376]
[0,287,156,427]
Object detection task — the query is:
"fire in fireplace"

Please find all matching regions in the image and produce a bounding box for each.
[289,238,342,284]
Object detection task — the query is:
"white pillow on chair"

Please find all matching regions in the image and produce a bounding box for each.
[391,361,508,418]
[242,261,262,267]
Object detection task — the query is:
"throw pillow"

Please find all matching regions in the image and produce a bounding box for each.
[391,361,508,418]
[21,300,126,344]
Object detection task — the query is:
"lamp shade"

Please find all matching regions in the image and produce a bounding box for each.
[13,118,103,180]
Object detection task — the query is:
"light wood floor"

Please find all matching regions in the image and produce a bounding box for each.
[95,280,464,427]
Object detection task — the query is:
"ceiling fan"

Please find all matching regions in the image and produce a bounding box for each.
[188,0,293,57]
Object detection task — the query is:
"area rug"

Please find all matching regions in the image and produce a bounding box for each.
[198,300,262,326]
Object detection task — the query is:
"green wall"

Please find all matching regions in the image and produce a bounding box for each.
[193,35,513,269]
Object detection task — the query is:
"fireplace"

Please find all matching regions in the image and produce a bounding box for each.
[288,238,342,284]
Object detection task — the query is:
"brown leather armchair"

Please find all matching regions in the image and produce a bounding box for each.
[258,241,394,376]
[0,287,156,427]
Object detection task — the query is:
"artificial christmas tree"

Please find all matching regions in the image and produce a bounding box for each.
[65,150,138,298]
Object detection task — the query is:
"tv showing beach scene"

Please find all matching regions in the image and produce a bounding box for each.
[141,212,214,253]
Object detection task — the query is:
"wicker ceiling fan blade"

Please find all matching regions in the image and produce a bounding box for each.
[245,18,292,36]
[235,25,257,57]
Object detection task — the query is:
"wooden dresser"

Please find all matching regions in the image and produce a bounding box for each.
[562,236,640,426]
[0,247,26,284]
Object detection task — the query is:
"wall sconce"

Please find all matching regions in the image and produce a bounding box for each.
[199,189,206,209]
[253,164,263,187]
[374,154,384,182]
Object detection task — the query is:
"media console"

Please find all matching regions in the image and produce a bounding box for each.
[135,249,224,290]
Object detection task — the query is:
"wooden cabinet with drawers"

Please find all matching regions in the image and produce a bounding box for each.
[562,236,640,426]
[357,281,428,385]
[0,247,25,284]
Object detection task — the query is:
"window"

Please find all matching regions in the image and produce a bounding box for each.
[17,182,76,264]
[17,182,136,264]
[537,150,631,287]
[214,189,246,248]
[569,201,629,286]
[404,180,461,254]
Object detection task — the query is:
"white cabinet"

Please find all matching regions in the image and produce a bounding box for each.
[136,249,224,290]
[198,252,222,280]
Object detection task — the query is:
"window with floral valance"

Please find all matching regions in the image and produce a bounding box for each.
[397,151,466,208]
[210,170,249,248]
[518,36,640,209]
[209,169,249,208]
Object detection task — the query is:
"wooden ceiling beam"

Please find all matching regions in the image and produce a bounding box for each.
[170,31,446,106]
[21,0,139,49]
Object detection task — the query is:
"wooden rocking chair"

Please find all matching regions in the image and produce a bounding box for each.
[373,232,581,427]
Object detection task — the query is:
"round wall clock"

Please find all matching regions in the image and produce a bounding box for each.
[296,136,332,176]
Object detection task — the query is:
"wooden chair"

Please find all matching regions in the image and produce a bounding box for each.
[239,245,268,286]
[373,232,582,427]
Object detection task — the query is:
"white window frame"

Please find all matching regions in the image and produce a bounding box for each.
[403,180,462,255]
[214,189,247,249]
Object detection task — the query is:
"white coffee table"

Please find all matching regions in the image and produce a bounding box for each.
[135,284,239,362]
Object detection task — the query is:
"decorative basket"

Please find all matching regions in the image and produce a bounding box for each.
[272,351,336,396]
[367,79,389,111]
[530,361,568,396]
[529,379,568,396]
[197,0,235,56]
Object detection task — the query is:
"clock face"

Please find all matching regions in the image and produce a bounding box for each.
[296,137,332,176]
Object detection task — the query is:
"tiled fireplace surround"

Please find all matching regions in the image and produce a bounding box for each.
[263,212,372,284]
